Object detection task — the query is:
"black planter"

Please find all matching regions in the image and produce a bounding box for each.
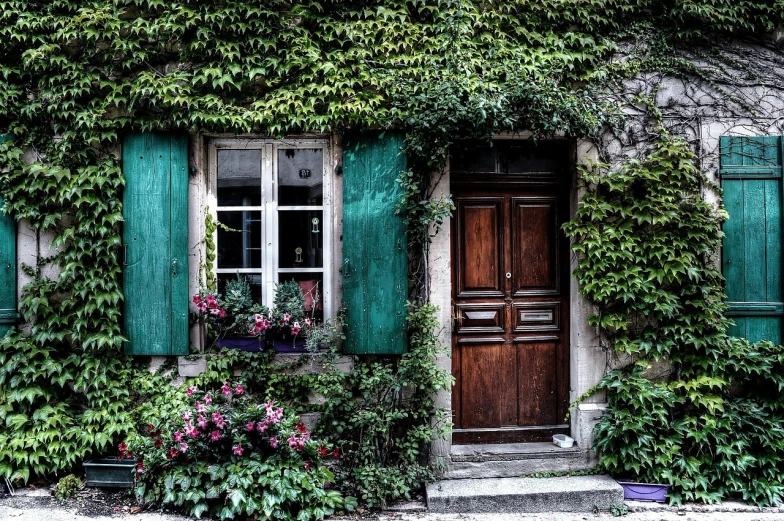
[83,458,136,488]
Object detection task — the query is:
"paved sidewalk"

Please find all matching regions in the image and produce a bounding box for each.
[2,493,784,521]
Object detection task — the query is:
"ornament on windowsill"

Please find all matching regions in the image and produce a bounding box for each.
[311,217,320,233]
[294,247,303,264]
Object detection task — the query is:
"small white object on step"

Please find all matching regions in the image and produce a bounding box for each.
[553,434,575,448]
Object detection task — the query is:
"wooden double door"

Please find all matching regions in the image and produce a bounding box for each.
[451,178,570,444]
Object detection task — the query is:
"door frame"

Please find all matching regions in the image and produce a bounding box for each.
[427,136,608,465]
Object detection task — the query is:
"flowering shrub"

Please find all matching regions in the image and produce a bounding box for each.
[127,381,355,520]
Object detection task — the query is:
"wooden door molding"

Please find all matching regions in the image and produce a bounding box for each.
[454,197,505,298]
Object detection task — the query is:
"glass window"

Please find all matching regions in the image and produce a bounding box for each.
[211,141,331,321]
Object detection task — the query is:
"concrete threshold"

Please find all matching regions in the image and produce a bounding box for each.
[426,475,624,513]
[446,442,593,479]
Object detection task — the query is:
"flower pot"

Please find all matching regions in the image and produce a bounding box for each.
[83,458,136,488]
[617,481,669,502]
[272,337,308,353]
[218,336,263,352]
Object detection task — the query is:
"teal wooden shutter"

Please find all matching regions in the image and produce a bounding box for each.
[720,136,783,343]
[0,135,17,337]
[123,133,189,355]
[342,132,408,354]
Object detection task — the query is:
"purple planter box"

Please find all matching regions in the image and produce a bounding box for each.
[272,337,308,353]
[617,481,669,502]
[218,336,263,352]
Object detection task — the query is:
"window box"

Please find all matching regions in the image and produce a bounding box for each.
[272,335,308,353]
[83,458,136,488]
[218,336,264,352]
[617,481,669,502]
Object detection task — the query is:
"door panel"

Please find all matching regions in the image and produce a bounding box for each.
[517,340,558,426]
[512,197,559,295]
[451,154,570,445]
[456,199,504,296]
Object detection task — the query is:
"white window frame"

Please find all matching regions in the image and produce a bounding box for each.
[207,138,333,320]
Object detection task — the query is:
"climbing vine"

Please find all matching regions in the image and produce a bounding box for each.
[565,134,784,506]
[1,0,784,509]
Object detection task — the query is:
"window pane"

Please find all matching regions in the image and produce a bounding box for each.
[278,273,324,320]
[278,210,324,268]
[449,144,497,174]
[217,210,262,269]
[278,148,323,205]
[217,273,263,305]
[217,149,262,206]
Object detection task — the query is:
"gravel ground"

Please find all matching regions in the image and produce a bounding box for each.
[2,487,784,521]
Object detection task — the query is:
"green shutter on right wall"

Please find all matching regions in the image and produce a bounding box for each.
[122,133,189,356]
[0,134,17,337]
[720,136,783,343]
[342,132,408,354]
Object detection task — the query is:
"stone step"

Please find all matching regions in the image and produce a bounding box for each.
[447,442,592,479]
[426,475,624,513]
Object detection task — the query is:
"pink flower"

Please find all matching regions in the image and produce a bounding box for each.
[232,445,244,456]
[173,431,183,442]
[184,424,199,437]
[291,322,301,336]
[221,381,232,397]
[218,309,226,319]
[318,446,328,457]
[118,442,128,452]
[182,411,192,422]
[168,448,179,459]
[235,384,245,395]
[197,415,207,429]
[212,412,225,429]
[256,421,268,433]
[194,401,205,413]
[192,295,202,305]
[204,394,212,405]
[179,442,188,453]
[198,302,208,312]
[295,422,308,434]
[210,430,221,442]
[209,308,220,315]
[254,313,265,323]
[304,318,311,326]
[283,313,292,322]
[246,421,256,432]
[304,461,311,471]
[269,437,278,448]
[288,434,304,451]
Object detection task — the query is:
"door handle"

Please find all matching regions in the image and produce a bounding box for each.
[171,258,179,278]
[344,258,350,279]
[122,244,128,266]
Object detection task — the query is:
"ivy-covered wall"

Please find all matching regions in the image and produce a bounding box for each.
[3,0,784,509]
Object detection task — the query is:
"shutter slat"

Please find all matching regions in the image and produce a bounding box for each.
[342,132,407,355]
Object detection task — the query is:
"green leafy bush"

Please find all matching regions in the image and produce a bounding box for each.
[128,380,355,520]
[317,304,452,507]
[54,474,82,502]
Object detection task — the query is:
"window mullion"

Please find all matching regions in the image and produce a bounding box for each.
[263,143,276,307]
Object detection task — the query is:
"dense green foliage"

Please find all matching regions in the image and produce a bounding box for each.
[1,0,784,510]
[318,304,451,506]
[566,136,784,506]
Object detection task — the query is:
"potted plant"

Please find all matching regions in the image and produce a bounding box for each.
[82,443,137,488]
[270,280,308,353]
[194,276,269,352]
